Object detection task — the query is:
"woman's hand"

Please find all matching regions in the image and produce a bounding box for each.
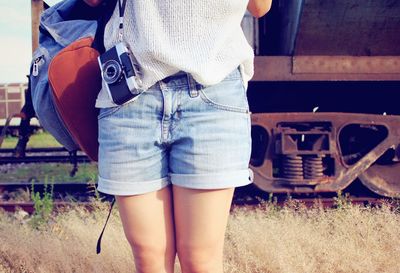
[82,0,103,7]
[247,0,272,18]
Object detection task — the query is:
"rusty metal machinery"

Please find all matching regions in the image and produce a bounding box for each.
[247,0,400,197]
[250,113,400,197]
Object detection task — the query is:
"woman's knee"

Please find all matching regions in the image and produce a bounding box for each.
[176,241,223,273]
[129,241,176,272]
[131,245,162,268]
[114,187,176,272]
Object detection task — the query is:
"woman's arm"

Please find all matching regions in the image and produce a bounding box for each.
[247,0,272,18]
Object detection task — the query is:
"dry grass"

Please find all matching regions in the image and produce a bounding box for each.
[1,201,400,273]
[224,201,400,273]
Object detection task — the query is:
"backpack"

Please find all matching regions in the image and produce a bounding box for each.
[29,0,117,161]
[30,0,120,254]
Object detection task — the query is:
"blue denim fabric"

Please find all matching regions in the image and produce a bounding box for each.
[30,0,98,151]
[97,67,253,195]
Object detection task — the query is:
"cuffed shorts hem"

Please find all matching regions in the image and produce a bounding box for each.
[170,169,253,190]
[97,176,171,196]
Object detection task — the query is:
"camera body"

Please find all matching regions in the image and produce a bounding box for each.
[98,42,142,105]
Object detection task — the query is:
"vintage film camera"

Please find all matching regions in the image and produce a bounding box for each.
[98,42,143,105]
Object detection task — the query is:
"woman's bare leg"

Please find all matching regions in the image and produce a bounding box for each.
[173,185,234,273]
[115,185,176,273]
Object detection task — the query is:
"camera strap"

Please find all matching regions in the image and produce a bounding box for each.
[118,0,128,41]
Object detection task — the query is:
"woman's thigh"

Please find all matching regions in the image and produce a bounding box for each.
[115,186,176,271]
[172,185,234,271]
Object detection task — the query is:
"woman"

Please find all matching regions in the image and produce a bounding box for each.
[86,0,272,272]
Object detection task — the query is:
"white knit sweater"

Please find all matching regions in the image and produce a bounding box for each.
[95,0,254,107]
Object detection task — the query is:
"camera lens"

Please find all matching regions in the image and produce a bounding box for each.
[102,60,122,84]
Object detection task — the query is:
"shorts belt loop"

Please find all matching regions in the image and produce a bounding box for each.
[187,74,199,98]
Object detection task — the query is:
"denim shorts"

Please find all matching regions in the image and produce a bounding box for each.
[97,67,253,196]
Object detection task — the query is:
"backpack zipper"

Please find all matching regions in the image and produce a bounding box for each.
[32,55,45,76]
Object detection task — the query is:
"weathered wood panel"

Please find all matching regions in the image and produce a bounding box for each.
[7,92,22,100]
[0,84,26,120]
[7,102,23,116]
[292,56,400,74]
[295,0,400,55]
[252,56,400,81]
[0,102,7,120]
[0,89,5,101]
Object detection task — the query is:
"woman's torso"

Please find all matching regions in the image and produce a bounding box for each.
[96,0,254,107]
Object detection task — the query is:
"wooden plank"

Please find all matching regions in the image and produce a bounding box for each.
[0,89,5,101]
[7,102,23,116]
[252,56,400,81]
[293,56,400,74]
[0,102,6,119]
[7,92,22,100]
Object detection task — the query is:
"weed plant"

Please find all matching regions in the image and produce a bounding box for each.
[333,190,352,209]
[29,176,54,229]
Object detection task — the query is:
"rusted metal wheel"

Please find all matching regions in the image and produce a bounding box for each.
[359,163,400,198]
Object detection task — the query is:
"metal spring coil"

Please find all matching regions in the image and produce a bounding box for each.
[282,155,304,179]
[303,155,324,179]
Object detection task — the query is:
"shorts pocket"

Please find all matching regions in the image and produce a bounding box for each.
[97,105,122,120]
[199,68,250,113]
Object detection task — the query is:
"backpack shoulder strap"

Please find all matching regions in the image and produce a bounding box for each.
[93,0,119,53]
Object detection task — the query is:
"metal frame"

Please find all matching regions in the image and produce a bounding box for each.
[250,112,400,197]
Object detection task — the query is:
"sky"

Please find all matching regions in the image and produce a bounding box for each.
[0,0,61,84]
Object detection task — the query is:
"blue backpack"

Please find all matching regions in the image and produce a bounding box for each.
[29,0,117,160]
[30,0,120,254]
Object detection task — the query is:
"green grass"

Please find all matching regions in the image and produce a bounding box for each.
[0,162,98,183]
[1,131,62,149]
[1,131,97,184]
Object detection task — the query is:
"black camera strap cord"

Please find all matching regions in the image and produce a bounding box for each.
[118,0,128,41]
[96,1,127,255]
[96,197,115,254]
